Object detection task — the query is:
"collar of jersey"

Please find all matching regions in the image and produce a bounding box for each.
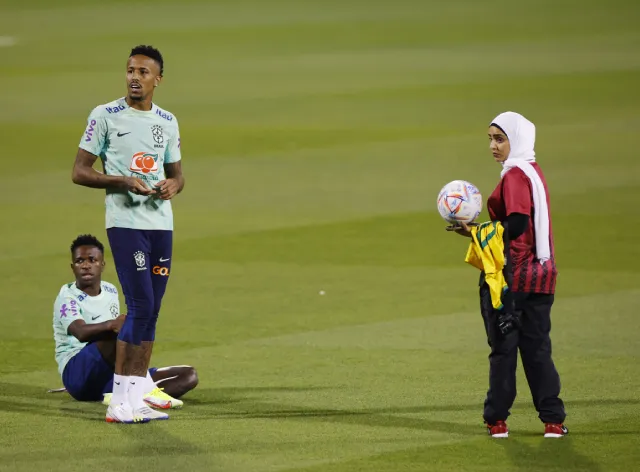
[119,97,155,114]
[72,282,105,300]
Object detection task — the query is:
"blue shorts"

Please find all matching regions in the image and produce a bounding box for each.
[107,228,173,344]
[62,343,113,401]
[62,343,159,402]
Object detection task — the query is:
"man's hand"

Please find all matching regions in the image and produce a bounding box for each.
[110,314,126,333]
[154,178,181,200]
[123,176,155,195]
[445,221,475,238]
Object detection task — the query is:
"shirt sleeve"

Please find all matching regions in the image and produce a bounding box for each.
[78,107,108,157]
[165,118,182,164]
[54,295,83,333]
[502,168,532,217]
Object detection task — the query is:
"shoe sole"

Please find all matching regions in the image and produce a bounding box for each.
[145,399,182,410]
[106,417,150,424]
[491,432,509,438]
[544,433,565,438]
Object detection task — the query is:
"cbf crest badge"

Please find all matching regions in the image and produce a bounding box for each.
[134,251,146,269]
[109,302,119,317]
[151,125,164,144]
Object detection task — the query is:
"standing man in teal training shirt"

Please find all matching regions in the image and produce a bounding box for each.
[72,45,185,424]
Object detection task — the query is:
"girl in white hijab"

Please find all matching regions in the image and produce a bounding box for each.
[448,111,567,439]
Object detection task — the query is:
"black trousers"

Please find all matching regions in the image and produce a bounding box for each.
[480,284,566,424]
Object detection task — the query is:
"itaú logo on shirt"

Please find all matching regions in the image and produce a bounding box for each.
[129,152,159,174]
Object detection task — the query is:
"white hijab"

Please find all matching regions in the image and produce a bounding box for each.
[491,111,550,263]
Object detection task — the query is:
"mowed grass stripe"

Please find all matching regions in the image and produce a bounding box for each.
[2,43,639,124]
[172,212,639,271]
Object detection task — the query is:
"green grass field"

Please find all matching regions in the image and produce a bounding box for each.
[1,0,639,470]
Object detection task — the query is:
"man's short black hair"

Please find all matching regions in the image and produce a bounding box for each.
[70,234,104,256]
[130,45,164,75]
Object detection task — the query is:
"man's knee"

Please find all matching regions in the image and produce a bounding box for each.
[125,290,154,318]
[140,315,159,342]
[117,284,158,344]
[118,312,156,345]
[185,366,199,391]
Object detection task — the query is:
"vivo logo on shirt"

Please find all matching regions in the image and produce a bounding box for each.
[85,119,97,142]
[60,299,80,318]
[106,104,126,114]
[156,109,173,121]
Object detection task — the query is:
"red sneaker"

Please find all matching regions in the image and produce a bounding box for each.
[486,420,509,438]
[544,423,568,438]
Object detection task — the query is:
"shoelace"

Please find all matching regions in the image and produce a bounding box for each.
[149,387,170,398]
[137,406,160,415]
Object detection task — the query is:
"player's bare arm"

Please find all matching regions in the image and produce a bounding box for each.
[67,314,126,343]
[72,148,154,195]
[156,161,184,200]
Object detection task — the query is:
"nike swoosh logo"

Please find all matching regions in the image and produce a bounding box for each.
[117,132,131,137]
[159,257,170,262]
[91,315,100,321]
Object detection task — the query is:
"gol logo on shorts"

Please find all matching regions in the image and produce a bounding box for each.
[130,152,159,174]
[152,266,169,276]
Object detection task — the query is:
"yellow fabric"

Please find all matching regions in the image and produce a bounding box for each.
[465,221,508,310]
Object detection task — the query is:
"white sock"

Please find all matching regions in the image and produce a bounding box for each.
[128,375,148,409]
[110,374,129,406]
[144,370,157,395]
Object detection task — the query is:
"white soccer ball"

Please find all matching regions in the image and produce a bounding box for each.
[436,180,483,224]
